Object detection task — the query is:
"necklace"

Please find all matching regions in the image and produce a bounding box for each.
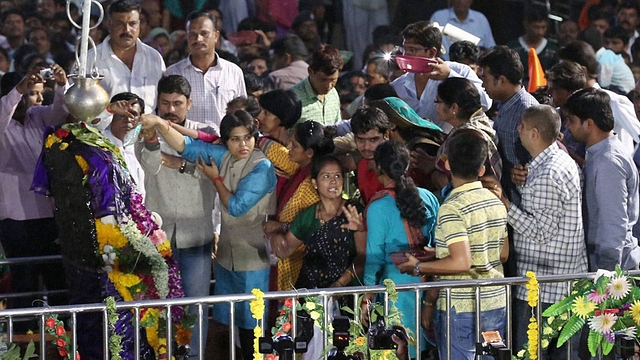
[316,200,344,225]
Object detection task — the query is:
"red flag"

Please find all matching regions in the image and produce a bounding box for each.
[527,47,547,93]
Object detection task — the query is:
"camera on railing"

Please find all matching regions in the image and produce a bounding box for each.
[258,309,313,360]
[367,313,405,350]
[615,333,636,359]
[328,316,360,360]
[475,331,511,360]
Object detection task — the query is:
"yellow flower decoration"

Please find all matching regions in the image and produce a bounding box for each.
[74,155,90,174]
[118,273,142,287]
[631,300,640,324]
[525,271,539,307]
[527,317,538,360]
[253,326,262,360]
[108,270,133,301]
[96,219,129,249]
[355,337,366,346]
[59,142,69,150]
[572,296,596,319]
[250,289,265,320]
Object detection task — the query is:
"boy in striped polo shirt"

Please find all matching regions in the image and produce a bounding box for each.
[398,129,509,360]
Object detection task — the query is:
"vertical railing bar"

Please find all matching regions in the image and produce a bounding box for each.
[133,307,140,360]
[40,314,46,360]
[8,317,13,343]
[446,287,451,360]
[475,286,481,360]
[414,289,421,357]
[323,294,329,360]
[506,285,512,351]
[166,306,172,360]
[71,312,77,360]
[229,301,236,360]
[103,309,109,360]
[292,296,297,343]
[198,304,204,360]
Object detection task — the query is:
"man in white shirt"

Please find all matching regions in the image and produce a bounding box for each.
[89,0,165,129]
[430,0,496,59]
[102,92,146,198]
[165,11,246,128]
[390,21,492,133]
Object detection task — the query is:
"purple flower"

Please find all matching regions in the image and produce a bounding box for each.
[604,331,615,343]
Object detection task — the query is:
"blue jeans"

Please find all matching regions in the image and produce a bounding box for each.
[513,298,580,360]
[173,243,213,358]
[434,306,506,360]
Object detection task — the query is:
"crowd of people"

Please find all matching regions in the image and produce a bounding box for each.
[4,0,640,359]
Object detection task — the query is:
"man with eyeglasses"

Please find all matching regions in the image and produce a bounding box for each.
[88,0,165,130]
[390,21,491,133]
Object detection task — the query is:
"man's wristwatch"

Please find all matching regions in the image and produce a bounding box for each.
[179,159,187,173]
[413,261,422,277]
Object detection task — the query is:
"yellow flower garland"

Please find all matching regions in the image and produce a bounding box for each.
[250,289,265,360]
[525,271,539,360]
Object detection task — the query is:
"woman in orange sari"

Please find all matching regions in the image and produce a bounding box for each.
[263,121,335,290]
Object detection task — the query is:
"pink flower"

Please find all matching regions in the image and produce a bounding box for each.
[150,229,167,245]
[587,290,609,304]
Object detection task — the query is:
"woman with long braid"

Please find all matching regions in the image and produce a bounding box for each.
[359,141,439,359]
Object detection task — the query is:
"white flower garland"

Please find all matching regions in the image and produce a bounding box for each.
[119,220,170,298]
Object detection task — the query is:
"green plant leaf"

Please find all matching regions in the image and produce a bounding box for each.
[22,341,36,360]
[542,294,577,317]
[341,306,355,315]
[557,314,585,347]
[588,331,602,356]
[602,337,614,355]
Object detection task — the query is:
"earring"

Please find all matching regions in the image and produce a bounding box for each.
[453,111,456,116]
[314,186,318,189]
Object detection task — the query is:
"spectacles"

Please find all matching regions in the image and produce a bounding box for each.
[400,46,429,55]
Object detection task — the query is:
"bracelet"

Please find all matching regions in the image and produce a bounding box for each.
[179,160,187,173]
[106,106,115,114]
[333,279,345,287]
[413,261,422,277]
[213,176,224,184]
[144,136,158,144]
[422,301,434,307]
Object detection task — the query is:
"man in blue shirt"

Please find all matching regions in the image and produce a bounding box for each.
[478,46,538,208]
[564,87,640,272]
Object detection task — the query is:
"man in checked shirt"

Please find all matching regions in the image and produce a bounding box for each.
[485,104,587,360]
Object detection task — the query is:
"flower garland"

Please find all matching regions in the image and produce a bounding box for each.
[249,289,265,360]
[526,271,539,360]
[105,297,123,360]
[44,315,79,360]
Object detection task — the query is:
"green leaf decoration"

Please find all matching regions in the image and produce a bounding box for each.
[341,306,355,315]
[601,337,614,355]
[22,341,36,360]
[588,331,602,356]
[542,294,577,317]
[556,314,585,347]
[595,276,609,295]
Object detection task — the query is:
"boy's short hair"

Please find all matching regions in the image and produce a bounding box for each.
[350,105,390,135]
[604,26,630,46]
[447,129,488,180]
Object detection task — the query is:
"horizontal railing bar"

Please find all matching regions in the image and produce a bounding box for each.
[0,270,636,318]
[0,255,63,265]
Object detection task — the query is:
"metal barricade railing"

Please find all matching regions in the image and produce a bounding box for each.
[0,270,637,360]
